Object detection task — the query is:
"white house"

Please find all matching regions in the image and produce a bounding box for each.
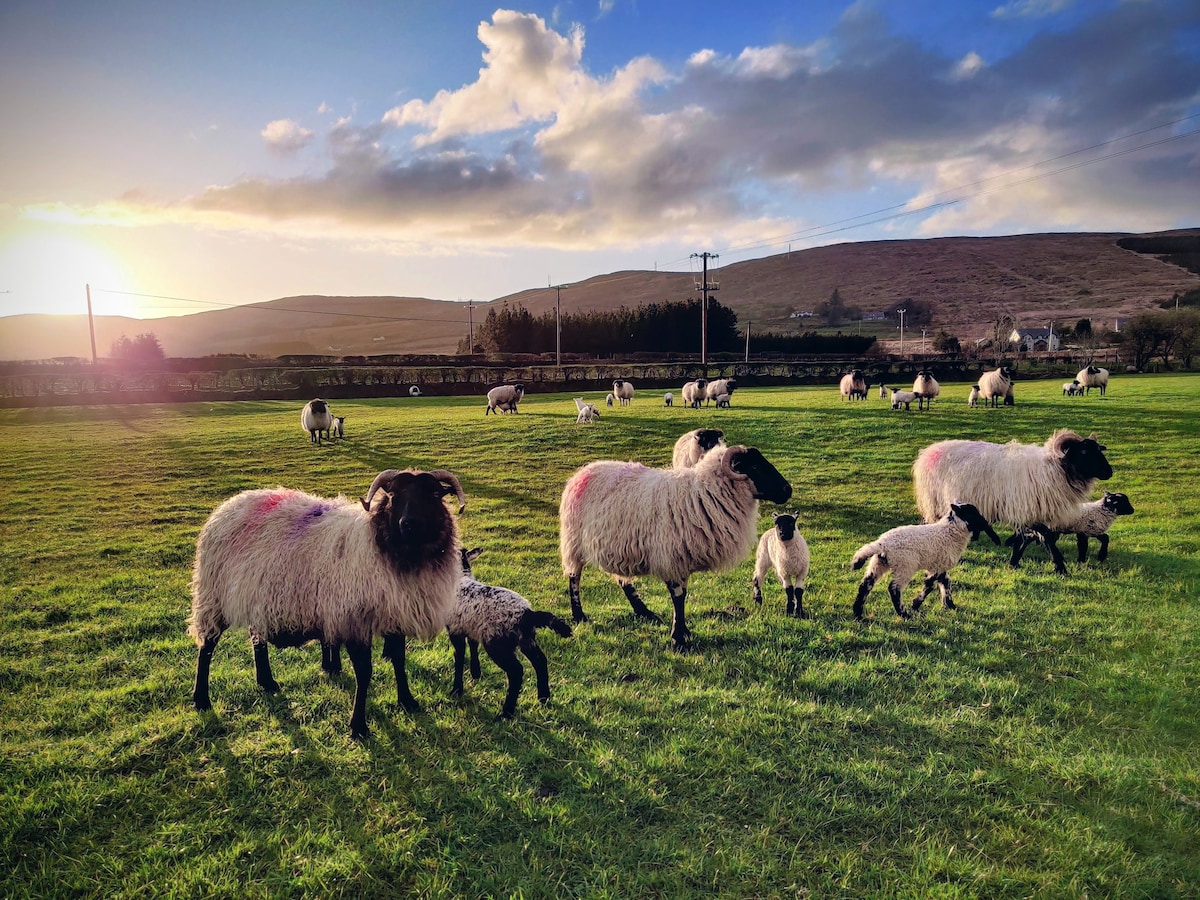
[1009,326,1060,352]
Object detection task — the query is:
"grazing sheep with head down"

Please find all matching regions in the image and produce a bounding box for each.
[1006,491,1134,567]
[753,512,811,617]
[560,444,792,650]
[447,548,573,719]
[851,502,1000,620]
[840,370,867,401]
[301,399,334,444]
[912,371,940,410]
[912,429,1113,574]
[486,383,525,415]
[705,378,737,406]
[671,428,726,470]
[664,392,673,407]
[612,379,635,406]
[189,468,466,740]
[681,379,708,409]
[1076,366,1109,396]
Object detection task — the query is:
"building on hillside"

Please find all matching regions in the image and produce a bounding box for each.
[1009,326,1060,352]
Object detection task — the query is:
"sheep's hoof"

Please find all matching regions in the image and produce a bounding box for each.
[193,698,212,712]
[497,710,516,721]
[258,679,280,694]
[571,610,589,624]
[635,609,662,624]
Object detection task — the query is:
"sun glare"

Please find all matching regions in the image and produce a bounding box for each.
[0,226,142,318]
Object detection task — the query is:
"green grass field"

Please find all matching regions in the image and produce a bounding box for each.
[2,376,1198,898]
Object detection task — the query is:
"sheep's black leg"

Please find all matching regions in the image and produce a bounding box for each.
[193,634,221,711]
[484,641,524,719]
[251,632,280,694]
[1095,534,1109,563]
[790,586,808,619]
[468,638,482,679]
[321,642,342,675]
[937,573,955,609]
[665,580,691,650]
[1007,529,1037,567]
[567,573,588,623]
[887,582,911,619]
[753,577,764,605]
[449,633,467,699]
[344,639,373,741]
[853,575,875,620]
[1076,533,1089,563]
[912,575,937,613]
[1033,525,1068,575]
[382,632,420,713]
[619,579,661,623]
[521,640,552,704]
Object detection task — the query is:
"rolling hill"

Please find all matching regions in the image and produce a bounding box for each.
[2,229,1196,361]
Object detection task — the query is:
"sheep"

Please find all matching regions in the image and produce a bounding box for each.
[715,393,731,408]
[977,366,1014,407]
[612,379,635,406]
[671,428,726,470]
[1062,380,1081,397]
[409,385,422,397]
[753,512,811,618]
[879,383,889,399]
[486,383,525,415]
[447,548,573,719]
[560,444,792,650]
[967,385,981,407]
[681,379,708,409]
[840,369,867,401]
[912,370,940,410]
[573,398,600,424]
[851,502,1000,620]
[912,429,1114,575]
[705,378,737,406]
[890,389,917,410]
[189,468,467,740]
[605,393,615,407]
[301,399,334,444]
[1006,491,1134,568]
[664,392,674,407]
[331,416,345,439]
[1076,365,1110,396]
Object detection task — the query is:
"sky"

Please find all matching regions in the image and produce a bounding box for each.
[0,0,1197,320]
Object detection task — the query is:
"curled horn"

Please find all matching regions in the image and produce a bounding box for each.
[429,469,467,514]
[361,469,402,511]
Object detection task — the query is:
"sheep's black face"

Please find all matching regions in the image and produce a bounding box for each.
[1102,492,1135,515]
[773,514,797,541]
[309,399,327,413]
[950,502,1001,545]
[372,472,457,570]
[732,448,792,503]
[696,429,725,452]
[1064,438,1113,483]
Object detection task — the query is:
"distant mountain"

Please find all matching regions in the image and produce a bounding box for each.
[2,230,1196,361]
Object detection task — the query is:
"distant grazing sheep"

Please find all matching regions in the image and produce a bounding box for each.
[890,389,917,410]
[705,378,737,406]
[301,399,334,444]
[189,468,466,740]
[486,383,525,415]
[671,428,726,470]
[753,512,810,617]
[967,385,980,407]
[912,371,940,410]
[681,379,708,409]
[606,393,615,407]
[612,379,635,406]
[559,444,792,649]
[1076,366,1109,396]
[977,367,1014,407]
[664,392,673,407]
[851,502,1000,620]
[840,370,867,401]
[715,393,731,408]
[447,548,573,719]
[1006,491,1134,567]
[912,429,1113,574]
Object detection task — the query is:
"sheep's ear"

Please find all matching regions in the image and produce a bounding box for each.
[466,547,483,562]
[772,511,780,521]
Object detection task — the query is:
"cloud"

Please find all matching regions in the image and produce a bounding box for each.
[992,0,1076,19]
[952,51,985,80]
[261,119,315,156]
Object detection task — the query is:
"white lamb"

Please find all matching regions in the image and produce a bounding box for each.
[967,385,981,407]
[753,512,811,618]
[851,502,1000,620]
[559,444,792,650]
[664,392,673,407]
[891,389,917,410]
[573,398,600,424]
[1063,380,1081,397]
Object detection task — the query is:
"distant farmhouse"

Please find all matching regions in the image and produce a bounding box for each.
[1009,326,1060,352]
[861,311,887,321]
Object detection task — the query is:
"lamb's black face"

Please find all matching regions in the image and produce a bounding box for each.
[732,448,792,504]
[1102,492,1135,515]
[950,502,1001,545]
[773,514,797,541]
[696,428,725,452]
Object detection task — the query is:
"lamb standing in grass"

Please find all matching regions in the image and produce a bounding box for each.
[753,512,811,618]
[664,392,673,407]
[573,398,600,424]
[1006,491,1135,567]
[447,548,573,719]
[967,385,980,407]
[671,428,726,469]
[851,502,1000,620]
[1063,380,1081,397]
[560,444,792,650]
[891,389,917,410]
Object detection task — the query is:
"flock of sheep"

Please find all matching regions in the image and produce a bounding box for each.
[189,364,1128,739]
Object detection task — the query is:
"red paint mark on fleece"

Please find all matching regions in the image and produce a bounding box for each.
[251,489,295,522]
[920,445,945,471]
[564,468,592,506]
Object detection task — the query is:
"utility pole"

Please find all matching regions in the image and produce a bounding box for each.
[465,300,475,353]
[551,283,569,367]
[745,321,750,362]
[898,307,907,356]
[922,327,927,354]
[691,252,719,367]
[86,284,98,365]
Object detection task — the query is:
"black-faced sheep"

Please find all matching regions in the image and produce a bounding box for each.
[188,468,466,740]
[1063,380,1081,397]
[1076,366,1109,396]
[840,370,867,401]
[912,429,1113,574]
[753,512,810,617]
[912,371,940,410]
[851,502,1000,620]
[681,379,708,409]
[671,428,726,470]
[705,378,736,406]
[559,444,792,650]
[301,399,333,444]
[1006,491,1134,567]
[890,389,917,410]
[331,416,345,439]
[448,548,573,719]
[967,385,981,407]
[486,383,525,415]
[612,379,635,406]
[978,367,1014,407]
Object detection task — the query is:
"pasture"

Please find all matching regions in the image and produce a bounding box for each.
[2,375,1198,897]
